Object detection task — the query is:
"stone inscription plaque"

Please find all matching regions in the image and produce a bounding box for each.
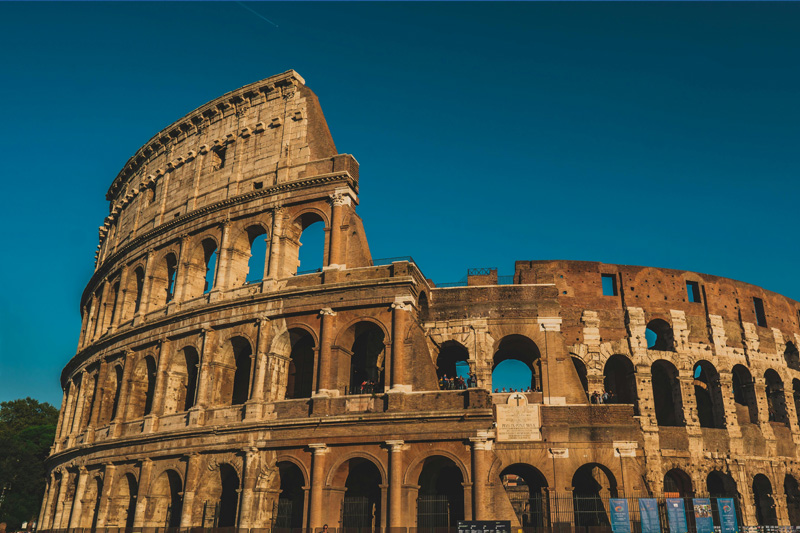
[495,394,541,442]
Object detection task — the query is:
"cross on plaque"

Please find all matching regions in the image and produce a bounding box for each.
[512,393,525,406]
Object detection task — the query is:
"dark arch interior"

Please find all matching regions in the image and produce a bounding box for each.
[572,464,616,527]
[651,360,684,427]
[664,468,693,497]
[161,470,183,527]
[764,369,789,425]
[732,365,759,424]
[183,347,200,411]
[218,464,240,527]
[286,329,315,399]
[793,379,800,428]
[124,473,138,529]
[753,474,777,526]
[417,456,465,527]
[202,238,218,294]
[785,342,800,371]
[603,355,638,410]
[342,458,382,528]
[276,462,305,528]
[572,357,588,395]
[165,253,178,303]
[500,464,547,527]
[348,322,385,394]
[231,337,252,405]
[693,361,725,429]
[245,225,268,284]
[437,341,469,383]
[785,474,800,526]
[646,319,674,351]
[296,213,325,274]
[110,365,123,421]
[707,471,737,497]
[143,356,157,416]
[133,267,145,313]
[493,335,541,391]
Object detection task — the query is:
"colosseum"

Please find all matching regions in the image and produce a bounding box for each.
[39,70,800,530]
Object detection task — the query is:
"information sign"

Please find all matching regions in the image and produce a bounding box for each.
[665,498,688,533]
[609,498,632,533]
[716,498,739,533]
[458,521,512,533]
[639,498,661,533]
[693,498,714,533]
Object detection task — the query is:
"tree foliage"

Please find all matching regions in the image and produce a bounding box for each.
[0,398,58,529]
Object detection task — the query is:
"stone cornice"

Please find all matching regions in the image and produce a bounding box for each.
[84,171,356,305]
[106,70,304,202]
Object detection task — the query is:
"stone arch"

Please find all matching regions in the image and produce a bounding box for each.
[499,463,548,527]
[732,364,759,424]
[151,250,179,309]
[706,470,738,497]
[693,360,726,429]
[571,463,617,527]
[646,318,675,351]
[103,363,124,423]
[753,473,778,526]
[784,474,800,526]
[405,449,471,487]
[287,209,329,275]
[108,472,137,528]
[664,468,694,497]
[211,335,253,406]
[328,455,384,528]
[164,344,200,414]
[418,291,429,321]
[571,356,589,396]
[651,359,684,426]
[416,455,465,526]
[79,474,103,528]
[764,368,789,425]
[123,263,146,319]
[274,454,310,486]
[272,321,320,353]
[146,468,183,527]
[785,341,800,371]
[229,222,270,286]
[284,328,316,400]
[184,235,220,299]
[793,379,800,428]
[335,320,388,395]
[275,460,306,527]
[126,353,157,420]
[436,340,470,387]
[492,334,541,391]
[194,462,241,527]
[603,354,638,410]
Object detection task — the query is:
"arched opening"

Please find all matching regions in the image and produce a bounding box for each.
[85,372,99,432]
[664,468,693,497]
[499,464,548,527]
[107,281,120,328]
[231,337,252,406]
[80,476,103,528]
[202,238,218,294]
[572,463,617,527]
[646,319,674,351]
[417,456,465,527]
[109,365,123,422]
[245,226,268,284]
[784,474,800,526]
[147,469,182,527]
[651,360,684,426]
[340,458,382,528]
[732,365,759,424]
[603,354,638,411]
[785,342,800,371]
[127,355,157,420]
[183,347,199,411]
[793,379,800,428]
[286,329,315,399]
[492,335,541,392]
[752,474,777,526]
[764,369,789,425]
[91,287,104,338]
[292,213,326,275]
[418,292,429,322]
[436,341,470,389]
[275,462,305,528]
[132,267,145,314]
[344,322,386,395]
[218,464,240,527]
[707,471,737,497]
[572,357,588,397]
[693,361,726,428]
[111,473,137,529]
[164,253,178,305]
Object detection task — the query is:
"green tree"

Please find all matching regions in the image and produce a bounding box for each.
[0,398,58,529]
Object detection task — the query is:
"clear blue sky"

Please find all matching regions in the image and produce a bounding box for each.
[1,2,798,406]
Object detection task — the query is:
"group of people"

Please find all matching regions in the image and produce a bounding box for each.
[438,373,477,390]
[355,380,379,394]
[493,386,541,393]
[589,389,617,404]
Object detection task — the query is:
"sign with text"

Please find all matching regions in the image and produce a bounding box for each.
[666,498,688,533]
[716,498,738,533]
[609,498,632,533]
[639,498,661,533]
[495,395,541,442]
[458,521,511,533]
[693,498,714,533]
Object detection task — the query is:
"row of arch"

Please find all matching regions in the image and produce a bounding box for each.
[81,211,329,347]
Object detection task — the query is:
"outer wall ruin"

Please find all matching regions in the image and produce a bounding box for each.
[40,70,800,528]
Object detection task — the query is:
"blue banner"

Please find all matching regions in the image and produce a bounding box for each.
[609,498,631,533]
[639,498,661,533]
[666,498,688,533]
[716,498,738,533]
[693,498,714,533]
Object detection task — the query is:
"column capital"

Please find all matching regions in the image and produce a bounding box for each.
[319,308,337,316]
[538,317,563,331]
[308,443,328,454]
[385,440,405,451]
[469,437,491,450]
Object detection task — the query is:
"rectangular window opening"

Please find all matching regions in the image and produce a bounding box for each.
[753,297,767,327]
[601,274,617,296]
[686,281,701,303]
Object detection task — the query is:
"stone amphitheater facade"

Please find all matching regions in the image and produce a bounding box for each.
[40,70,800,529]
